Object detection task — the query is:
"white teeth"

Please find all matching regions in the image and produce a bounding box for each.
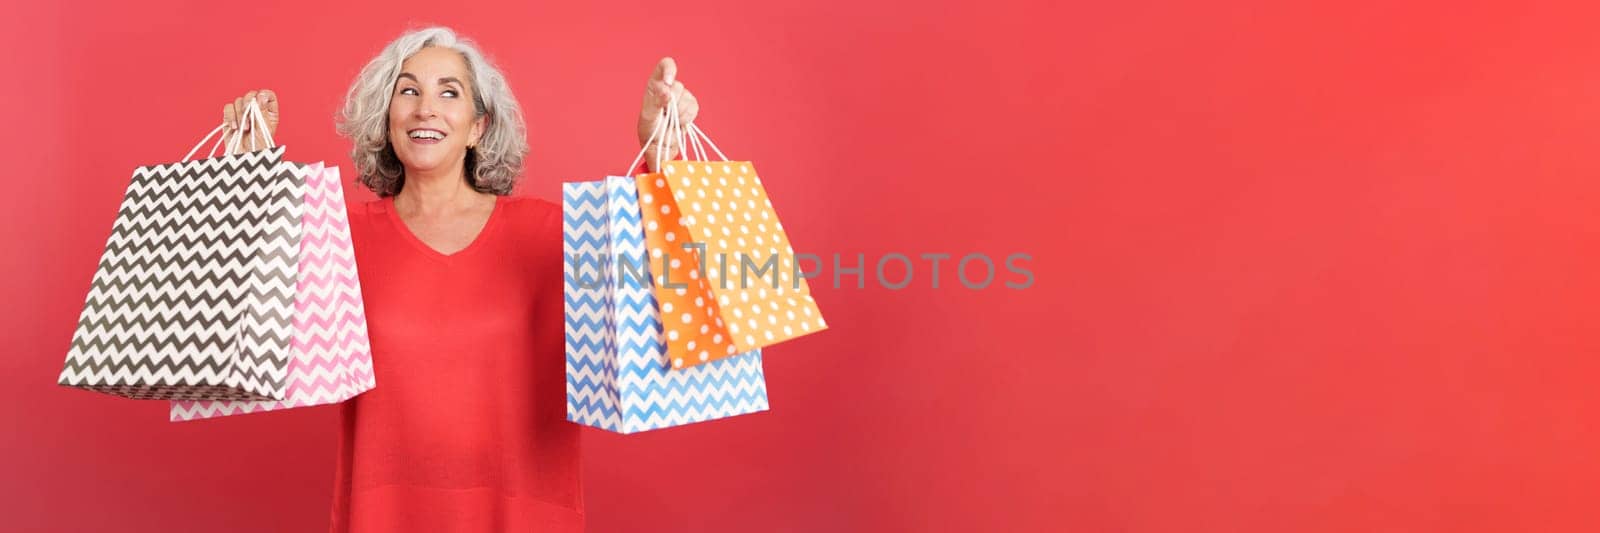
[408,130,444,139]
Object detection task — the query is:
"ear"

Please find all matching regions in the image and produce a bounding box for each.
[470,115,487,148]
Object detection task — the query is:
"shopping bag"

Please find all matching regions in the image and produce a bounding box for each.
[59,100,305,401]
[564,175,769,433]
[170,162,375,420]
[632,104,826,369]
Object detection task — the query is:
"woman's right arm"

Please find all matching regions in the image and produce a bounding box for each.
[221,89,279,155]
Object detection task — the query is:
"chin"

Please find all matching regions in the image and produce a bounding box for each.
[396,152,454,173]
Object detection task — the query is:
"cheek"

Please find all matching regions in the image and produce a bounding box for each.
[387,100,412,125]
[451,113,477,137]
[447,103,478,132]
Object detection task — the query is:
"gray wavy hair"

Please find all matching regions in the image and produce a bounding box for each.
[337,27,527,197]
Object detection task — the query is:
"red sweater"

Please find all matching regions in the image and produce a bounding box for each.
[330,194,583,532]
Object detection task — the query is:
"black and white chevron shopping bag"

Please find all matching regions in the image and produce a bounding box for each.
[59,101,306,401]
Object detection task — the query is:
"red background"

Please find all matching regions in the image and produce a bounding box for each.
[4,1,1599,532]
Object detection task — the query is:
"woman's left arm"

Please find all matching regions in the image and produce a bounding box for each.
[637,57,700,173]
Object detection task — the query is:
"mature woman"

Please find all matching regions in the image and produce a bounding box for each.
[220,27,699,532]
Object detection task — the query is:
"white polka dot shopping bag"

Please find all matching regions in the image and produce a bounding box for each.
[631,105,828,370]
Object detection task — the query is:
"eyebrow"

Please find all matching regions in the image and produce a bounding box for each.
[397,73,465,87]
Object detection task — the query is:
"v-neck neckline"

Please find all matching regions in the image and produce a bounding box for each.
[386,194,506,261]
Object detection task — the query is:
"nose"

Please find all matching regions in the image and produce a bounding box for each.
[414,99,437,120]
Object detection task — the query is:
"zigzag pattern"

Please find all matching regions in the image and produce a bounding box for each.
[564,176,769,434]
[59,147,303,400]
[565,181,619,414]
[171,164,376,421]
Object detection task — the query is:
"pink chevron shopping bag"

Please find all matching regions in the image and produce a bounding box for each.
[170,162,375,421]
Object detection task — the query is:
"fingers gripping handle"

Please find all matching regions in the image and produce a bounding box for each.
[621,91,729,175]
[225,98,277,155]
[183,97,276,162]
[626,107,670,176]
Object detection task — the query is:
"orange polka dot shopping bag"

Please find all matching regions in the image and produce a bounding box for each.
[633,103,828,370]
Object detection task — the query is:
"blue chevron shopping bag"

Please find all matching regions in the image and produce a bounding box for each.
[563,176,770,433]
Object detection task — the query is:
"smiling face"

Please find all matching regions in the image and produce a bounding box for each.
[387,46,486,179]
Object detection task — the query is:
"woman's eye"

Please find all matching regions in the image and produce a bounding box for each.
[399,87,418,96]
[442,90,458,98]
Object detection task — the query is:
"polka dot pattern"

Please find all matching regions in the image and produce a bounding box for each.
[634,161,827,369]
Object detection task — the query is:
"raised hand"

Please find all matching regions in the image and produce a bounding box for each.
[221,89,279,155]
[637,58,700,172]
